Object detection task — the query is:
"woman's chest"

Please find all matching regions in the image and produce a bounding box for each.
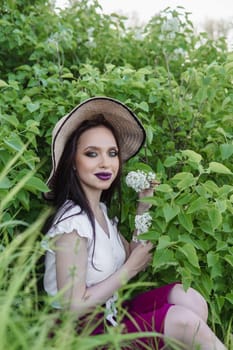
[86,230,126,286]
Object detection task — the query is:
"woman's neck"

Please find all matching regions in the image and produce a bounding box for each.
[84,188,102,216]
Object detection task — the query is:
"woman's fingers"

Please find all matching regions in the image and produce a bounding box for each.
[150,179,160,188]
[144,241,153,250]
[138,180,160,201]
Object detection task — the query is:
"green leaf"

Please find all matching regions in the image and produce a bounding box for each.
[203,180,219,194]
[164,156,177,167]
[146,125,154,144]
[181,150,202,164]
[216,240,228,251]
[26,101,40,113]
[225,56,233,71]
[199,221,215,236]
[219,185,233,197]
[138,101,149,112]
[215,199,227,213]
[17,190,30,211]
[208,162,232,175]
[220,144,233,160]
[61,73,74,79]
[4,133,24,151]
[187,197,208,214]
[172,172,196,190]
[152,249,177,271]
[137,230,160,241]
[157,235,177,250]
[198,273,213,298]
[132,81,145,89]
[0,220,29,229]
[178,243,200,268]
[224,255,233,267]
[137,67,152,75]
[178,211,193,233]
[208,207,222,230]
[163,203,180,222]
[178,266,192,291]
[178,233,198,247]
[207,252,222,279]
[207,251,219,267]
[195,86,207,103]
[156,184,173,193]
[21,95,31,104]
[0,113,19,127]
[152,218,167,234]
[25,176,49,192]
[0,79,8,87]
[176,192,193,205]
[25,119,40,134]
[225,293,233,305]
[0,176,12,189]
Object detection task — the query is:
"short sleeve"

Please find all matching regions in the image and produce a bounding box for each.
[41,201,93,253]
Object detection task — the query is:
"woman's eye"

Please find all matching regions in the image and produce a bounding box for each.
[109,150,118,157]
[85,151,97,157]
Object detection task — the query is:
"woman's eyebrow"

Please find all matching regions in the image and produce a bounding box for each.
[83,145,118,151]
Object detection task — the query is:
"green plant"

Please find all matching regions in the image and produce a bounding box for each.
[1,0,232,347]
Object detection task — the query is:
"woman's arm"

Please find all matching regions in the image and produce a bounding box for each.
[55,230,152,317]
[119,233,131,257]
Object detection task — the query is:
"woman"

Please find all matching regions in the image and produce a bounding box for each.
[43,97,226,349]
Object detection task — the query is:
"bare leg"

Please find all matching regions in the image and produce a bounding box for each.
[164,305,227,350]
[168,284,208,322]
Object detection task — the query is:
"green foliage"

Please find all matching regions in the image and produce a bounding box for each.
[1,0,233,347]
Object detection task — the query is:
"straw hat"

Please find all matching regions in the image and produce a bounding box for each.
[45,96,146,199]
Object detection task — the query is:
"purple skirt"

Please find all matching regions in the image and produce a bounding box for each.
[91,283,177,349]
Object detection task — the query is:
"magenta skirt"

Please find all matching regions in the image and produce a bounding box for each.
[90,283,177,349]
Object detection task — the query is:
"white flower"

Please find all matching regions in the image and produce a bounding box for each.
[87,27,95,36]
[161,18,180,33]
[125,170,156,192]
[135,212,152,233]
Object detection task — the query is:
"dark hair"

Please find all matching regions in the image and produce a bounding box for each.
[43,115,123,269]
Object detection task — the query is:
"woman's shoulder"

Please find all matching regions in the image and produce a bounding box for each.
[54,200,82,222]
[46,200,92,239]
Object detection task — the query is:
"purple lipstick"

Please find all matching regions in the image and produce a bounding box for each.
[95,172,112,180]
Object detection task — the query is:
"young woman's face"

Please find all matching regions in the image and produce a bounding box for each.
[75,126,120,196]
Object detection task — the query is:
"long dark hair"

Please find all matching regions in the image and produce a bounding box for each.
[43,114,123,268]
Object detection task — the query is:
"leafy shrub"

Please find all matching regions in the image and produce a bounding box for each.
[0,0,232,347]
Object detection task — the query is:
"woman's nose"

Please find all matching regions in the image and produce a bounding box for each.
[99,154,110,167]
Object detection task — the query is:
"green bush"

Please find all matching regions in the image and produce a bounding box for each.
[0,0,232,348]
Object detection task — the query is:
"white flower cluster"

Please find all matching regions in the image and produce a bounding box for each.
[161,17,180,33]
[125,170,156,193]
[135,212,152,234]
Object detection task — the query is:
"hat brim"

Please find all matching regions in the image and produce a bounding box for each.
[45,97,146,199]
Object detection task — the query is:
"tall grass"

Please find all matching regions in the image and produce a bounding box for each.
[0,216,182,349]
[0,152,178,350]
[0,157,231,350]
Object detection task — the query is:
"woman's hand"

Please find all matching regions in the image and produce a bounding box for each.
[124,241,153,278]
[137,180,160,214]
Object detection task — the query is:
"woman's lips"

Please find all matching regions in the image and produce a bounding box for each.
[95,172,112,180]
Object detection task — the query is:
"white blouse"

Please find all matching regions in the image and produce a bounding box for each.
[42,200,126,299]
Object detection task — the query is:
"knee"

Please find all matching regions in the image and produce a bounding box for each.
[169,284,208,322]
[167,305,197,327]
[186,286,208,322]
[164,305,203,336]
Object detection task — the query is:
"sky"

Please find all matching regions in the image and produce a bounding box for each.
[97,0,233,25]
[56,0,233,25]
[56,0,233,46]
